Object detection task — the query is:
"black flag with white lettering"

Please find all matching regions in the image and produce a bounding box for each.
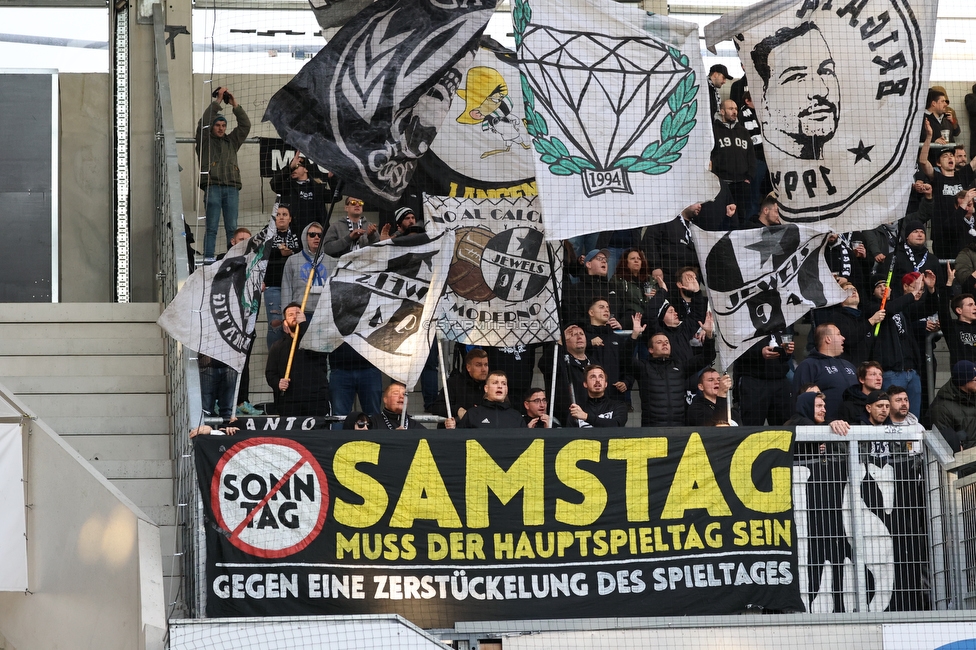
[264,0,496,207]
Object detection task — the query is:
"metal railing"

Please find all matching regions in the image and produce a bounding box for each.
[153,4,205,619]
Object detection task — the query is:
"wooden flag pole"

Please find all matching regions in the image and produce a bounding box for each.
[283,177,344,384]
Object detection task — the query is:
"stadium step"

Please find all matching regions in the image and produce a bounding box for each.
[2,303,180,606]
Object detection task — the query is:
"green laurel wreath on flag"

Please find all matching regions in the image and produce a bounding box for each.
[514,0,697,177]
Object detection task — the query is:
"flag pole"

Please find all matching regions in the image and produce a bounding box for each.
[435,330,453,419]
[284,177,344,383]
[548,341,559,428]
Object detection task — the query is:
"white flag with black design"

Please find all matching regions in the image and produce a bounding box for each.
[301,232,454,387]
[693,223,847,369]
[265,0,495,206]
[704,0,937,231]
[158,220,276,372]
[425,194,562,348]
[415,41,537,199]
[513,0,719,240]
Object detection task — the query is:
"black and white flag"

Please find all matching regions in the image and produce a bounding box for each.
[158,220,276,372]
[308,0,375,30]
[705,0,937,231]
[264,0,496,206]
[301,232,453,387]
[514,0,719,240]
[425,195,562,348]
[694,223,846,369]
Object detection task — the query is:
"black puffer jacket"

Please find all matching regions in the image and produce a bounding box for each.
[632,356,689,427]
[429,368,485,418]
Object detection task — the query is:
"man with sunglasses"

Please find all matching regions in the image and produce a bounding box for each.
[281,222,329,314]
[322,196,379,257]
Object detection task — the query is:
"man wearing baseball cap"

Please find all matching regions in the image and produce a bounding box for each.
[708,64,732,122]
[930,360,976,451]
[560,248,637,326]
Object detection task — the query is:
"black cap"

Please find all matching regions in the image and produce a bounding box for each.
[709,64,731,79]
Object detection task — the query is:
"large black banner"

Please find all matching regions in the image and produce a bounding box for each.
[195,426,803,626]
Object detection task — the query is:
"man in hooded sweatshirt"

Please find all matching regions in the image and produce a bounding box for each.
[966,84,976,158]
[458,371,526,428]
[281,221,329,315]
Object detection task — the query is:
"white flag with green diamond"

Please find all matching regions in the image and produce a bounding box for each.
[514,0,720,240]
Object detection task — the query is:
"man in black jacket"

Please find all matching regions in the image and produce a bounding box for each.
[687,368,738,426]
[732,330,794,426]
[430,349,489,419]
[270,150,335,234]
[459,371,526,428]
[568,365,628,428]
[837,361,885,424]
[584,299,642,399]
[265,303,330,417]
[631,333,696,427]
[711,99,755,222]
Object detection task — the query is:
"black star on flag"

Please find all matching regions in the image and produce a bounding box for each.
[745,227,790,265]
[848,140,874,164]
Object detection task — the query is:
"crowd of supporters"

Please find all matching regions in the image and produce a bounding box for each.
[192,82,976,452]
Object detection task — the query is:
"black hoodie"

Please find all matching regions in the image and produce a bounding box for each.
[458,400,527,428]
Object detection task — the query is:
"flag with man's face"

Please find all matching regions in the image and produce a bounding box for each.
[704,0,938,232]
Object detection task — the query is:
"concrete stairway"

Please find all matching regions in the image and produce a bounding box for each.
[0,303,177,608]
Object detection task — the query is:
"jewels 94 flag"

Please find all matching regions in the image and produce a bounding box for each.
[704,0,937,231]
[158,220,276,372]
[425,194,562,348]
[300,232,454,387]
[693,223,846,369]
[264,0,496,206]
[514,0,719,240]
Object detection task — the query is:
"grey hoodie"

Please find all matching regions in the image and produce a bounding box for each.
[281,222,329,313]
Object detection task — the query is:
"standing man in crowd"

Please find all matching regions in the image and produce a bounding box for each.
[793,323,859,421]
[523,388,554,428]
[270,150,335,234]
[931,361,976,452]
[568,365,628,427]
[323,196,379,257]
[708,64,731,122]
[196,86,250,263]
[459,371,526,428]
[711,99,755,221]
[430,348,489,420]
[265,303,331,417]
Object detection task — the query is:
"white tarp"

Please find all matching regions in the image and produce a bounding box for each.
[0,421,28,590]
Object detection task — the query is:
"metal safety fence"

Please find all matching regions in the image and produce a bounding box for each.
[153,4,205,619]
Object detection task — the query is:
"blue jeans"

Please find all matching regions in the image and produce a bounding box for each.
[204,185,240,258]
[264,286,284,349]
[883,369,922,418]
[200,364,238,419]
[330,366,383,427]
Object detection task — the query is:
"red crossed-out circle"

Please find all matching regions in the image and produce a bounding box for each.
[210,437,329,558]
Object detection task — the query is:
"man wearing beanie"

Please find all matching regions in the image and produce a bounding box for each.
[930,360,976,451]
[381,206,420,240]
[195,86,250,262]
[891,215,942,299]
